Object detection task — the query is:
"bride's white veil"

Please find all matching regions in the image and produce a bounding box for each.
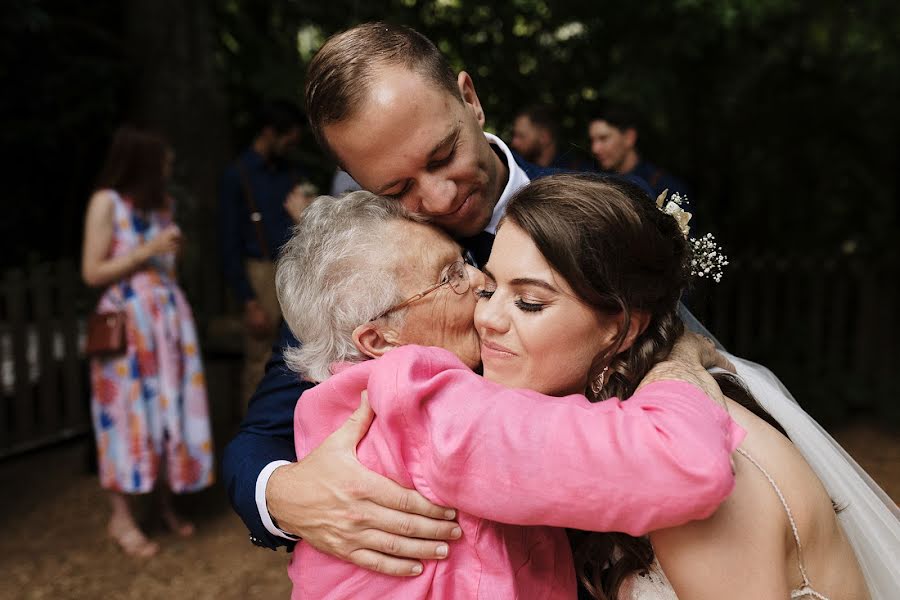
[682,304,900,597]
[728,355,900,598]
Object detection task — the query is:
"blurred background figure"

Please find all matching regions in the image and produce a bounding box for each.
[81,125,214,558]
[510,104,593,171]
[588,102,690,199]
[218,100,310,410]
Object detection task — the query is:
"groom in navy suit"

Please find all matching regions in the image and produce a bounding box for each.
[222,22,649,575]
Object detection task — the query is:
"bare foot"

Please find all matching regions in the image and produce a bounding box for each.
[161,510,195,538]
[108,518,159,558]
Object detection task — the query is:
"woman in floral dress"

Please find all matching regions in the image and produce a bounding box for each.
[81,126,214,558]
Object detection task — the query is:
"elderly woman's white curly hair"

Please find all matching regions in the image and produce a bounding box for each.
[275,190,420,382]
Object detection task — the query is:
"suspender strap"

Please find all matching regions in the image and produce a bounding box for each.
[236,163,271,259]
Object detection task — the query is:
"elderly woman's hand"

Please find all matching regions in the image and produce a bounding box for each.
[636,333,733,408]
[266,393,461,576]
[669,332,735,373]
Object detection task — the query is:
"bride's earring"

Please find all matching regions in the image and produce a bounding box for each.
[590,365,609,396]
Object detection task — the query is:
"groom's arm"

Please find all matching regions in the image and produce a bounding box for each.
[222,325,307,550]
[222,324,461,574]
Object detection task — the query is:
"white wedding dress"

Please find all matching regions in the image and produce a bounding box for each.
[615,335,900,599]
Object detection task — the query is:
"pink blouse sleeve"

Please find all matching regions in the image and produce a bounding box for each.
[368,345,745,536]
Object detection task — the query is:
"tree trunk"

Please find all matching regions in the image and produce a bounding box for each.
[125,0,232,329]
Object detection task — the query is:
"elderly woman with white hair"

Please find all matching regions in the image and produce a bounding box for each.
[274,188,746,599]
[276,193,480,381]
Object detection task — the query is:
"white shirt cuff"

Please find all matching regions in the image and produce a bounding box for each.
[256,460,301,540]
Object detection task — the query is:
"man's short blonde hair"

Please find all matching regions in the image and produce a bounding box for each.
[305,21,460,160]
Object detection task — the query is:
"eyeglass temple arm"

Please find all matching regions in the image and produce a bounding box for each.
[392,282,445,312]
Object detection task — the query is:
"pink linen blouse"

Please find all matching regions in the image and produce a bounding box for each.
[289,345,745,599]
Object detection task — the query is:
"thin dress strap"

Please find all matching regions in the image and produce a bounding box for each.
[734,448,831,600]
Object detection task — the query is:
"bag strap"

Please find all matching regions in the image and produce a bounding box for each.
[236,162,271,259]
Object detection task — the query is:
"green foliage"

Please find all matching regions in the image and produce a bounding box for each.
[207,0,899,257]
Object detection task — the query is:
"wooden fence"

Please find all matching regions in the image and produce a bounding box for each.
[1,259,88,459]
[1,253,897,459]
[689,253,899,423]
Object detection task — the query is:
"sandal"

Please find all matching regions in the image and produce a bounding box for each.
[108,520,159,558]
[162,510,195,538]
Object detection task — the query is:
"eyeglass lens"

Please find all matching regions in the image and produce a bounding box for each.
[447,261,468,294]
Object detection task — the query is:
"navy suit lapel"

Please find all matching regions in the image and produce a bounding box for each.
[460,230,495,267]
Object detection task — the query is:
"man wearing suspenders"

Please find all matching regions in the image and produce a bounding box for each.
[219,100,310,411]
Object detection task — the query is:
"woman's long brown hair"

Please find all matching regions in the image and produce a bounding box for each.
[504,173,786,599]
[95,125,169,211]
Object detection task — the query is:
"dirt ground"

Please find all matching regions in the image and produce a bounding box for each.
[1,423,897,600]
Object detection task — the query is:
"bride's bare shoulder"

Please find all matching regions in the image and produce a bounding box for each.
[723,395,834,522]
[649,448,793,599]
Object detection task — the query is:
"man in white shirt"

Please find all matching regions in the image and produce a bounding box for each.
[223,21,650,577]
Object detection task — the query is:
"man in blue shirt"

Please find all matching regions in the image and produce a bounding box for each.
[588,102,691,200]
[219,101,309,410]
[511,104,594,171]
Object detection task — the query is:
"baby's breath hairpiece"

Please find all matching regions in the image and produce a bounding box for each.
[655,189,729,283]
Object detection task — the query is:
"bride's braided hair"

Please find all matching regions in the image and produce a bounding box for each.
[505,174,779,600]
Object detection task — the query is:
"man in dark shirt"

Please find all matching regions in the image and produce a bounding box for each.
[219,100,309,410]
[588,102,691,200]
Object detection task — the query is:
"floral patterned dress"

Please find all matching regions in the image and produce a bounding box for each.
[90,191,214,494]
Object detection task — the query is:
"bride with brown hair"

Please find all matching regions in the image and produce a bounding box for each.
[484,175,877,599]
[276,174,896,598]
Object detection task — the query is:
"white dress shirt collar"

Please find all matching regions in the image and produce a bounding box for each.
[483,133,531,234]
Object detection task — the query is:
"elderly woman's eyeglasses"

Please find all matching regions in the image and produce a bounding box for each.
[372,253,476,321]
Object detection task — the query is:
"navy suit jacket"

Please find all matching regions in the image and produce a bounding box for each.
[220,152,651,550]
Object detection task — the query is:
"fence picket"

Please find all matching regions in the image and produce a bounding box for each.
[57,260,85,430]
[0,284,7,450]
[827,259,849,399]
[874,267,897,418]
[807,259,826,379]
[758,254,778,351]
[6,269,33,446]
[33,263,60,436]
[733,262,754,356]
